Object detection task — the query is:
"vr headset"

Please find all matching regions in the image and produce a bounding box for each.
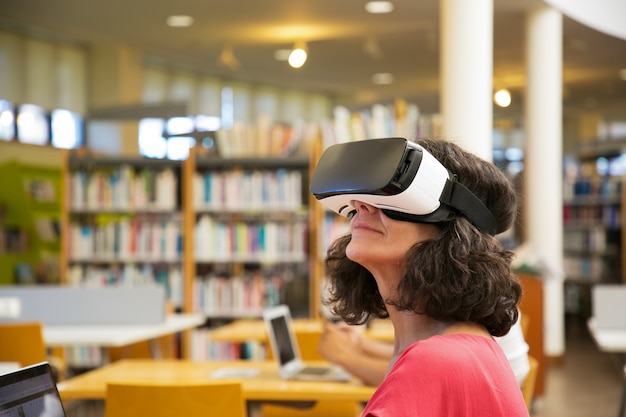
[310,137,497,235]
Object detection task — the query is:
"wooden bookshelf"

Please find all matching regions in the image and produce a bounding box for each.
[189,150,311,320]
[63,154,184,304]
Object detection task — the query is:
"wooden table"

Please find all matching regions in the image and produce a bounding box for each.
[209,318,393,343]
[57,359,375,417]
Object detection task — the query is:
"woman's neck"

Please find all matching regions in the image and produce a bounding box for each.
[387,308,491,362]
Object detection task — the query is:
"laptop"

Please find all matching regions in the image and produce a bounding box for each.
[0,362,67,417]
[263,304,351,382]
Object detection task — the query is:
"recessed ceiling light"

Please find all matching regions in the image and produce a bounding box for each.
[288,46,308,69]
[494,89,511,108]
[166,15,194,28]
[365,1,394,14]
[372,73,394,85]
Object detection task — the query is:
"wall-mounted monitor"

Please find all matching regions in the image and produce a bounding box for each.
[138,118,167,159]
[16,103,49,145]
[51,109,84,149]
[166,116,195,136]
[0,100,16,141]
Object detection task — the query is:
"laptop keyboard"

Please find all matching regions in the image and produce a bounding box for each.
[299,366,331,375]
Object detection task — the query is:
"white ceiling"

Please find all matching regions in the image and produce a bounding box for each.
[0,0,625,119]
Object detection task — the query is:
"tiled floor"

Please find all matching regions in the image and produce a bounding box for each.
[532,316,625,417]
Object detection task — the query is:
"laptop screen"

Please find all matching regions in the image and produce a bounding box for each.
[269,315,297,365]
[0,362,66,417]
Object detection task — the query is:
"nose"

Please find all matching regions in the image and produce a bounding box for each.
[351,200,377,214]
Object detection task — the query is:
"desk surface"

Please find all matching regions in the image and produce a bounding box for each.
[587,318,626,353]
[209,318,393,343]
[57,359,375,403]
[43,313,205,347]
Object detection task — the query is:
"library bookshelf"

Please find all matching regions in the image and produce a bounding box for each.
[61,140,325,361]
[190,148,313,319]
[562,144,626,317]
[0,161,63,285]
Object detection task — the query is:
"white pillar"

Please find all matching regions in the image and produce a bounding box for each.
[440,0,493,161]
[524,6,564,358]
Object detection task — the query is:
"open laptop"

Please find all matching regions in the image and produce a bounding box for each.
[0,362,67,417]
[263,305,351,382]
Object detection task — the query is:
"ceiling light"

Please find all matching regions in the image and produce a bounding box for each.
[372,73,394,85]
[365,1,394,14]
[494,89,512,108]
[288,43,307,68]
[218,45,240,71]
[166,15,194,28]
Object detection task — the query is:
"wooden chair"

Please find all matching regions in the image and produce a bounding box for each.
[0,321,47,367]
[521,355,539,412]
[104,381,246,417]
[0,321,66,381]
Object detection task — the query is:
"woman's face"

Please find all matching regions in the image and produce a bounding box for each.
[346,200,439,271]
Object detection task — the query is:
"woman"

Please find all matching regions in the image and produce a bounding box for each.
[320,138,529,416]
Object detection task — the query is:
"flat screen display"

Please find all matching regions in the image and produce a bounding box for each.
[17,103,49,145]
[138,118,167,159]
[51,109,84,149]
[0,99,16,141]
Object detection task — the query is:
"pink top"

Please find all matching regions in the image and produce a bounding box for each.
[362,334,530,417]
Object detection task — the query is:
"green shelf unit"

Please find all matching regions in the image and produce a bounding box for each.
[0,161,62,285]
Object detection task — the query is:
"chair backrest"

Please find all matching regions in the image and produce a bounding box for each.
[521,355,539,411]
[0,321,47,368]
[104,381,246,417]
[295,329,324,361]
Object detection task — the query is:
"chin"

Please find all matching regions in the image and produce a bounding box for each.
[346,242,375,266]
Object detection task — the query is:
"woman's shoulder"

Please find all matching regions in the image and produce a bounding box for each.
[396,334,499,372]
[405,333,497,355]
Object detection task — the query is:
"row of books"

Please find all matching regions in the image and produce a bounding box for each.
[318,213,349,259]
[563,177,622,201]
[563,255,619,282]
[67,219,182,262]
[190,329,268,361]
[193,272,284,314]
[214,118,318,158]
[563,205,621,228]
[323,102,441,148]
[194,215,308,262]
[563,228,620,253]
[193,169,303,211]
[69,166,178,210]
[0,227,29,253]
[66,264,184,307]
[64,346,105,368]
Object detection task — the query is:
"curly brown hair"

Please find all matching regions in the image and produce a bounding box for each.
[323,138,522,337]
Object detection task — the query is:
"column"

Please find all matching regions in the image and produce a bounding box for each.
[440,0,493,160]
[524,6,564,358]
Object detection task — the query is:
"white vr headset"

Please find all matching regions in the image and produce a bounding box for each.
[310,137,497,235]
